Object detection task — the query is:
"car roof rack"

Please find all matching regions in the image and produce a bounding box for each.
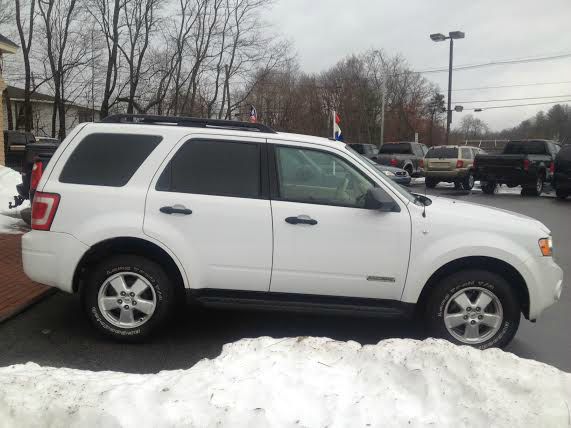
[101,114,277,134]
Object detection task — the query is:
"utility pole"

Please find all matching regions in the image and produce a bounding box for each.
[380,76,386,148]
[430,31,465,145]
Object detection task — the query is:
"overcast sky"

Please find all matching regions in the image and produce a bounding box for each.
[264,0,571,131]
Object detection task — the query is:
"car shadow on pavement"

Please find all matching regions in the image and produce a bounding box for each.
[0,292,424,374]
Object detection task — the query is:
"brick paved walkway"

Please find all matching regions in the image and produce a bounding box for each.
[0,234,52,322]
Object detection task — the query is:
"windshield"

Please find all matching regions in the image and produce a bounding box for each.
[347,145,417,204]
[426,147,458,159]
[379,143,412,154]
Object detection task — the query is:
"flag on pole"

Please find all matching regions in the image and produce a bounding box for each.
[249,105,257,123]
[332,111,343,141]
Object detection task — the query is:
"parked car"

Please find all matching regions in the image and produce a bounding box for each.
[22,114,563,349]
[553,144,571,199]
[474,139,560,196]
[3,130,36,171]
[424,145,485,190]
[376,142,428,177]
[359,155,411,186]
[348,143,379,160]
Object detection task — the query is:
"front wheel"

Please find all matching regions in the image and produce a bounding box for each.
[424,270,520,349]
[82,255,177,342]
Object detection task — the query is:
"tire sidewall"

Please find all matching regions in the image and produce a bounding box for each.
[82,255,174,341]
[427,270,520,349]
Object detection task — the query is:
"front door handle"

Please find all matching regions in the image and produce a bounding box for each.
[160,205,192,215]
[285,215,318,225]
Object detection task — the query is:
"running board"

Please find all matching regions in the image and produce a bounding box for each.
[187,289,414,319]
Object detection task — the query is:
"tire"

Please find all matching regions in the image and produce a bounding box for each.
[481,181,497,195]
[81,255,177,342]
[556,188,568,199]
[404,165,414,178]
[454,181,462,190]
[522,174,544,197]
[426,177,438,188]
[424,270,520,349]
[462,171,475,191]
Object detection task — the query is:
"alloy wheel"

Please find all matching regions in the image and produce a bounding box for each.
[443,287,503,345]
[97,272,157,329]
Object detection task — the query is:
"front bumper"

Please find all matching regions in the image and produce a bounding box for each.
[22,231,89,293]
[525,256,564,320]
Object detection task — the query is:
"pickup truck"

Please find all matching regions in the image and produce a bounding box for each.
[9,140,59,224]
[3,130,36,171]
[474,139,561,196]
[376,142,428,177]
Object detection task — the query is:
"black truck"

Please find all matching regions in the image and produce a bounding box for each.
[3,130,36,171]
[553,144,571,200]
[474,139,560,196]
[9,140,59,225]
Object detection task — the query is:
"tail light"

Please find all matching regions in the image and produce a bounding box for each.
[549,161,555,174]
[419,159,424,168]
[390,158,398,166]
[523,159,530,171]
[456,160,464,168]
[30,161,43,192]
[31,192,60,231]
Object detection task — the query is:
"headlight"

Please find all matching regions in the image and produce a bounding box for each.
[538,237,553,256]
[383,171,395,177]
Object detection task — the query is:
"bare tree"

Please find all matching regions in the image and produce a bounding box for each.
[116,0,162,114]
[14,0,36,131]
[0,0,15,26]
[38,0,90,139]
[88,0,122,118]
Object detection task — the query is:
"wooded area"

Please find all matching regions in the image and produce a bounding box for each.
[2,0,569,144]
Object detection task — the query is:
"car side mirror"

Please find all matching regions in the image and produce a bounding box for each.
[365,188,400,212]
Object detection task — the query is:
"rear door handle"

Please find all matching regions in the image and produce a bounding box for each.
[285,216,318,225]
[160,205,192,215]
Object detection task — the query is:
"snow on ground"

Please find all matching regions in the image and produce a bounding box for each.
[0,337,569,428]
[0,166,29,234]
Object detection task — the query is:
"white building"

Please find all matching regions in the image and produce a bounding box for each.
[2,85,100,138]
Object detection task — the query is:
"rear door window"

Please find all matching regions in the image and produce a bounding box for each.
[157,139,262,198]
[59,133,162,186]
[426,147,458,159]
[461,148,473,159]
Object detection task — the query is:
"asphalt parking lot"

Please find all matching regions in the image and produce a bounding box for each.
[0,183,569,374]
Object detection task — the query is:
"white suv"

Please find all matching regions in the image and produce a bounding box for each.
[22,115,564,348]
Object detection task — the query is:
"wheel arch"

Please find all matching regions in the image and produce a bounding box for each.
[72,236,187,296]
[415,256,530,319]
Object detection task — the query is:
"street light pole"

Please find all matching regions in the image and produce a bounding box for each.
[446,37,454,145]
[430,31,465,145]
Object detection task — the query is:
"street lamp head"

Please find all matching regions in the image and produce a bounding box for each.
[474,108,483,112]
[430,33,447,42]
[454,105,464,112]
[449,31,465,40]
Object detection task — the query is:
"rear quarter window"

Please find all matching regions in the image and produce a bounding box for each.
[59,133,162,186]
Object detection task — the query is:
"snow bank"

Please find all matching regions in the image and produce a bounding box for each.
[0,337,569,427]
[0,165,28,234]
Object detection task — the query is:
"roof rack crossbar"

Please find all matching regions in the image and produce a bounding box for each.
[101,114,276,134]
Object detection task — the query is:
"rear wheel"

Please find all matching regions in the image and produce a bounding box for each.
[82,255,177,342]
[425,270,520,349]
[404,165,414,178]
[556,188,569,199]
[462,171,475,190]
[426,177,438,188]
[454,181,462,190]
[522,174,544,197]
[481,181,497,194]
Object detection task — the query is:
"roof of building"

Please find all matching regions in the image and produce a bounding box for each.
[5,85,55,103]
[0,34,19,53]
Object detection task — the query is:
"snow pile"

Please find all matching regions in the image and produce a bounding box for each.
[0,165,28,234]
[0,338,569,427]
